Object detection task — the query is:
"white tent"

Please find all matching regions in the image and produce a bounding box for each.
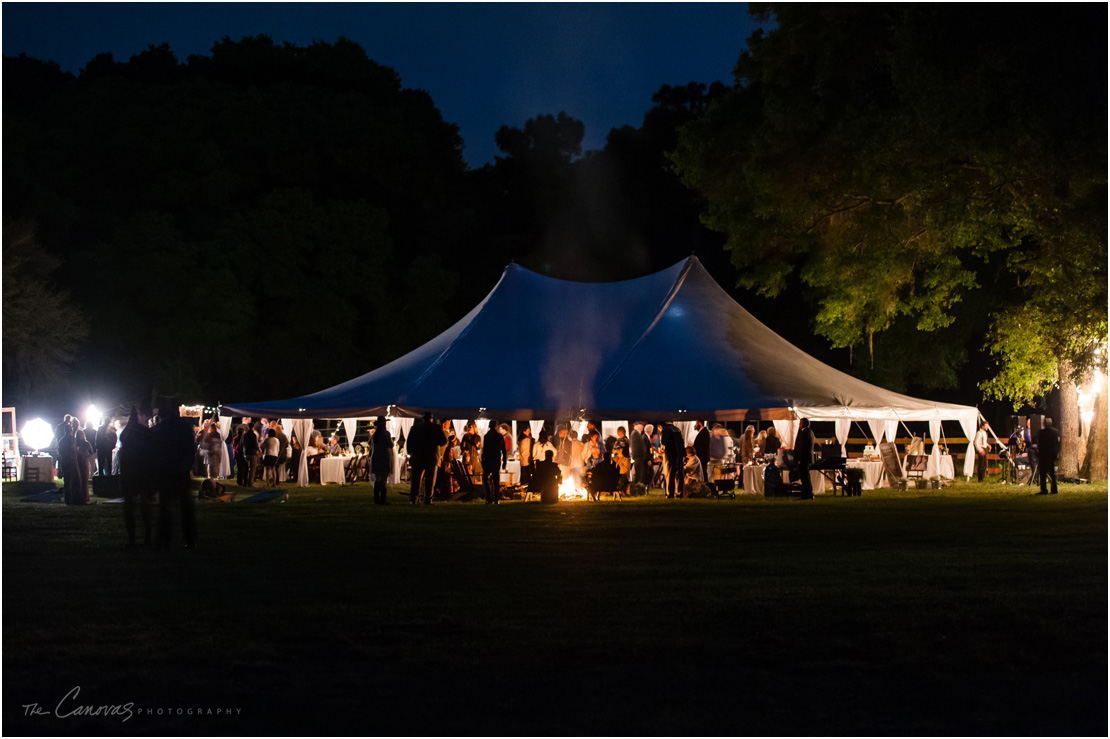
[226,258,979,479]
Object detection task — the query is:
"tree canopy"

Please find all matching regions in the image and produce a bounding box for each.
[672,3,1107,472]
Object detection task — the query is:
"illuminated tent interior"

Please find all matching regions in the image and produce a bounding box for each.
[223,257,979,477]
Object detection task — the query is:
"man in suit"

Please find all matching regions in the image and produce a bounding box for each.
[794,418,816,499]
[151,400,199,548]
[406,412,447,505]
[629,422,649,489]
[95,418,117,477]
[693,420,710,482]
[481,420,508,504]
[660,421,685,498]
[1036,417,1060,495]
[119,407,155,546]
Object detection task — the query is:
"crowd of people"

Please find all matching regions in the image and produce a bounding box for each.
[394,416,791,503]
[51,413,120,505]
[45,407,809,510]
[42,406,1070,533]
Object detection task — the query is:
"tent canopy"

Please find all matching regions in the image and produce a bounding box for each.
[223,257,976,427]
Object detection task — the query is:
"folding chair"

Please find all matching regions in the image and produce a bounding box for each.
[345,453,362,484]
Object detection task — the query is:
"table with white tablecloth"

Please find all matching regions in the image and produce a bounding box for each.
[846,459,886,489]
[319,455,352,485]
[741,464,826,495]
[925,455,955,480]
[500,460,521,485]
[19,455,55,482]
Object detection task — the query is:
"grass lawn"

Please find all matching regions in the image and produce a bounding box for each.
[3,478,1106,736]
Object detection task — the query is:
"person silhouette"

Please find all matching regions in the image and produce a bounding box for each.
[151,401,198,548]
[1036,417,1060,495]
[533,450,562,504]
[119,407,155,546]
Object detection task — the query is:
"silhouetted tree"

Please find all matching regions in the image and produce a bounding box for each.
[4,37,469,407]
[2,223,88,405]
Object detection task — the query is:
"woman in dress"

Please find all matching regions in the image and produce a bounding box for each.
[462,422,483,482]
[369,417,393,505]
[261,429,280,486]
[204,422,223,480]
[517,426,534,489]
[436,419,459,497]
[74,429,94,504]
[740,425,756,464]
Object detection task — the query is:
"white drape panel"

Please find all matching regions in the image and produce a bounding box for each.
[601,421,628,441]
[834,419,850,457]
[453,419,467,438]
[529,420,544,440]
[958,413,977,479]
[392,417,415,484]
[773,420,798,448]
[928,419,942,474]
[477,419,490,435]
[866,419,885,446]
[342,418,358,453]
[218,416,232,478]
[883,420,899,448]
[291,419,314,487]
[674,421,694,445]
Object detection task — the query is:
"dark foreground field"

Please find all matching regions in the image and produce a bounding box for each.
[3,480,1106,736]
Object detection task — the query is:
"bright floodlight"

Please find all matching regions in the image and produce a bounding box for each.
[85,404,102,428]
[21,418,53,451]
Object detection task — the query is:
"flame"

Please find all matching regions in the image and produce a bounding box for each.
[558,478,589,501]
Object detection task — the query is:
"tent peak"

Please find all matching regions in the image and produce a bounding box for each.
[502,257,697,287]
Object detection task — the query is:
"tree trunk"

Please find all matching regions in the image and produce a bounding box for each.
[1057,360,1081,477]
[1081,382,1107,481]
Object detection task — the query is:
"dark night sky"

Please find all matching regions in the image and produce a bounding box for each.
[2,2,766,167]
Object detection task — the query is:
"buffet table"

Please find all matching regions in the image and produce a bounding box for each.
[846,459,886,489]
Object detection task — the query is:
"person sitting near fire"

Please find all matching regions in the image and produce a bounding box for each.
[584,444,602,474]
[586,450,619,501]
[682,445,710,497]
[532,449,562,504]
